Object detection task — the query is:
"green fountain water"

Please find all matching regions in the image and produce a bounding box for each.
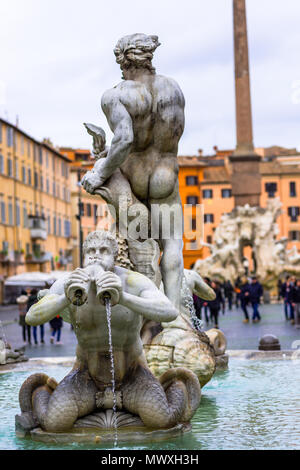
[1,359,299,450]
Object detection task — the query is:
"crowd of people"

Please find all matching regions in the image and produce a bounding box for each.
[193,274,300,329]
[278,276,300,325]
[16,288,64,345]
[193,276,264,328]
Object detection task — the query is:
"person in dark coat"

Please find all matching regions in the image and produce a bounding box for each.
[50,315,63,344]
[281,277,295,322]
[223,280,234,311]
[292,279,300,328]
[248,277,263,322]
[27,289,45,345]
[240,277,250,323]
[207,281,224,328]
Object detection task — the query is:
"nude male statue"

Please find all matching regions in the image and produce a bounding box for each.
[18,231,200,432]
[81,33,185,310]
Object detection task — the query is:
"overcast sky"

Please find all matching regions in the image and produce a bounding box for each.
[0,0,299,155]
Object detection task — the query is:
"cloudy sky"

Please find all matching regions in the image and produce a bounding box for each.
[0,0,299,155]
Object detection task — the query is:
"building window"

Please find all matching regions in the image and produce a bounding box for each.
[64,219,71,238]
[53,215,57,235]
[265,182,277,198]
[39,148,43,165]
[221,188,232,198]
[8,200,13,225]
[202,189,213,199]
[6,127,13,147]
[290,182,297,198]
[86,203,92,217]
[58,217,62,236]
[46,152,49,168]
[46,179,49,194]
[93,204,98,224]
[289,231,300,241]
[40,174,43,191]
[28,168,32,185]
[0,196,5,224]
[288,207,300,222]
[204,214,214,223]
[53,181,56,197]
[47,215,51,234]
[186,176,199,186]
[207,235,212,244]
[7,158,13,177]
[186,196,199,205]
[15,199,20,226]
[0,155,4,174]
[34,172,39,188]
[22,166,26,183]
[23,202,27,228]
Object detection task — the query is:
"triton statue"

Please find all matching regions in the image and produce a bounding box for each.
[16,231,200,434]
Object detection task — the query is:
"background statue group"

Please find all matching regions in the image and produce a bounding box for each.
[195,198,300,291]
[16,34,223,438]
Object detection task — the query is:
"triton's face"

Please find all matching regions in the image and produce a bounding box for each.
[84,242,115,271]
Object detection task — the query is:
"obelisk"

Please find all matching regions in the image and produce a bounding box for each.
[230,0,261,207]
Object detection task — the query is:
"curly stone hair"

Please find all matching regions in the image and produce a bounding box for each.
[114,33,160,74]
[83,231,119,259]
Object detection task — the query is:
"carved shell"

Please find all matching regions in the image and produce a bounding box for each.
[74,410,144,430]
[144,328,216,388]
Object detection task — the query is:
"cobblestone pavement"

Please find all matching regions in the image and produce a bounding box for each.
[0,302,299,358]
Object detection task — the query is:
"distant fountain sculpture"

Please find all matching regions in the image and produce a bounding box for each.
[15,34,213,443]
[195,198,300,290]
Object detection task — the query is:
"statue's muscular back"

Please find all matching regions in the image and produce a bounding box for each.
[102,74,185,201]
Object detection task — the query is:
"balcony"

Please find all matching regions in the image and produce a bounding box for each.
[28,215,47,241]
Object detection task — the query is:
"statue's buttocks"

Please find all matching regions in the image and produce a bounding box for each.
[101,75,184,201]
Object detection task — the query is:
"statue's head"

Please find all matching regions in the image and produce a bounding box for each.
[83,230,118,271]
[114,33,160,75]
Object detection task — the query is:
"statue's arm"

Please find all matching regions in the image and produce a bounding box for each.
[120,274,178,323]
[188,270,216,301]
[92,89,134,182]
[26,280,70,327]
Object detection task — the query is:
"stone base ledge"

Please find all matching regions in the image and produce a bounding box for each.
[227,350,296,360]
[27,423,191,445]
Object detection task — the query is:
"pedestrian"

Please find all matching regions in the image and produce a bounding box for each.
[50,315,63,345]
[207,281,224,329]
[223,280,234,311]
[240,277,250,323]
[292,279,300,328]
[27,289,45,345]
[203,277,211,324]
[234,277,242,308]
[281,277,295,322]
[16,290,30,345]
[248,277,263,323]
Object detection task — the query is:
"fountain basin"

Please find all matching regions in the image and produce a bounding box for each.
[1,355,299,450]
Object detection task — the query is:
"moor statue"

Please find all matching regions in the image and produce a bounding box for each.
[81,33,185,310]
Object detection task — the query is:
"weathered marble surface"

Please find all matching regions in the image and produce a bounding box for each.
[0,339,28,365]
[143,270,229,387]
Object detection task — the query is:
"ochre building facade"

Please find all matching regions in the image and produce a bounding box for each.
[0,119,72,278]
